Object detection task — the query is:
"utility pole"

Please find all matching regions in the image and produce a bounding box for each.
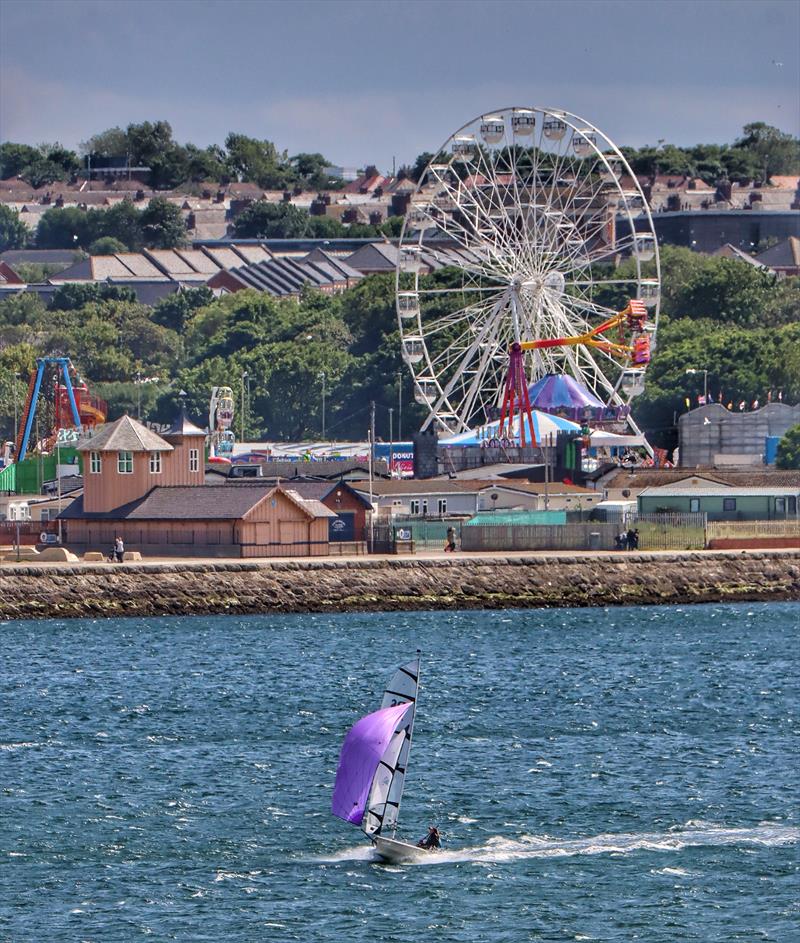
[320,371,326,440]
[368,400,376,551]
[389,407,394,476]
[12,371,19,449]
[397,372,403,441]
[543,433,550,512]
[135,369,141,420]
[240,371,248,443]
[56,435,63,544]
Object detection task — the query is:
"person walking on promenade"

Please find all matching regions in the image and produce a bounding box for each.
[445,526,457,552]
[114,535,124,562]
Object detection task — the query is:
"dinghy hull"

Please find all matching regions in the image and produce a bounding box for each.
[372,836,432,863]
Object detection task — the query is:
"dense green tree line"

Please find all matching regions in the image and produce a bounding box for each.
[0,122,346,192]
[0,247,798,449]
[1,199,402,253]
[3,121,796,193]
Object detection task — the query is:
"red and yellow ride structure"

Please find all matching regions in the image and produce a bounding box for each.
[498,299,651,447]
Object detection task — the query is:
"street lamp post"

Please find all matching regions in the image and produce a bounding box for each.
[319,371,326,440]
[388,406,394,475]
[12,371,19,449]
[686,368,708,403]
[240,371,248,442]
[397,372,403,442]
[135,369,142,420]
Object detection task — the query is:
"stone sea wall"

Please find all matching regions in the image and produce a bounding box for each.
[0,550,798,621]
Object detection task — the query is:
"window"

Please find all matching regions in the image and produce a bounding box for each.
[422,499,428,515]
[149,452,162,474]
[189,448,199,473]
[39,509,51,522]
[689,498,700,512]
[117,451,133,474]
[722,497,737,512]
[410,499,420,515]
[775,497,786,513]
[438,498,447,515]
[89,451,101,474]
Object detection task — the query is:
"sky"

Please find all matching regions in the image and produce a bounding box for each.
[1,0,798,172]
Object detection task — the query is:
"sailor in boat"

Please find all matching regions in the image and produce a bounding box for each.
[417,825,441,850]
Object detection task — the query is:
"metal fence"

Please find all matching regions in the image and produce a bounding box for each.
[632,512,707,551]
[369,512,709,553]
[706,519,800,540]
[462,522,620,552]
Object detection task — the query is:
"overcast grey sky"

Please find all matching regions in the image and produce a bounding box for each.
[1,0,798,171]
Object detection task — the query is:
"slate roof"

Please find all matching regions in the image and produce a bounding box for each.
[303,248,362,281]
[351,480,480,496]
[1,249,83,266]
[77,415,173,453]
[162,408,206,437]
[60,483,336,521]
[215,256,349,296]
[755,236,800,268]
[282,489,337,518]
[275,479,373,508]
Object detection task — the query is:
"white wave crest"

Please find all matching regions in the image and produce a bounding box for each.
[313,824,798,866]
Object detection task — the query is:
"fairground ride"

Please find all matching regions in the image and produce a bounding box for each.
[395,105,660,445]
[14,358,107,462]
[209,386,235,456]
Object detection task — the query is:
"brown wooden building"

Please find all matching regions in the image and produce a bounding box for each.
[61,415,335,557]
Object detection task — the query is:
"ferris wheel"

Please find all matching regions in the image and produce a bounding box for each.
[395,106,661,437]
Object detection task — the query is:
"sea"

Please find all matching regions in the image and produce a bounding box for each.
[1,602,797,942]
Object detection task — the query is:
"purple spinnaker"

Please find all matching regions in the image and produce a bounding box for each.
[332,702,413,825]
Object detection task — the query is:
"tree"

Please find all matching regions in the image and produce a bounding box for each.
[140,197,186,248]
[0,142,40,179]
[233,201,313,238]
[0,204,28,251]
[185,143,228,182]
[225,133,291,188]
[775,425,800,469]
[88,236,128,255]
[152,287,213,334]
[35,206,91,248]
[49,282,136,311]
[734,123,800,181]
[81,127,128,158]
[90,201,143,250]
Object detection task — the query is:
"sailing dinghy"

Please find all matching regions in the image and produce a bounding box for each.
[331,655,432,863]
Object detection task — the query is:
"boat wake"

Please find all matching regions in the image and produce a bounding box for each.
[316,823,798,866]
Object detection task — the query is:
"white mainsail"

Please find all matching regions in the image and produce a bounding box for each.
[362,655,420,837]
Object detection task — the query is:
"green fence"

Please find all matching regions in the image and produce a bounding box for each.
[6,449,81,494]
[390,518,463,550]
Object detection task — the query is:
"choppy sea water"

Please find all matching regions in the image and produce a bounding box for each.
[1,602,797,942]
